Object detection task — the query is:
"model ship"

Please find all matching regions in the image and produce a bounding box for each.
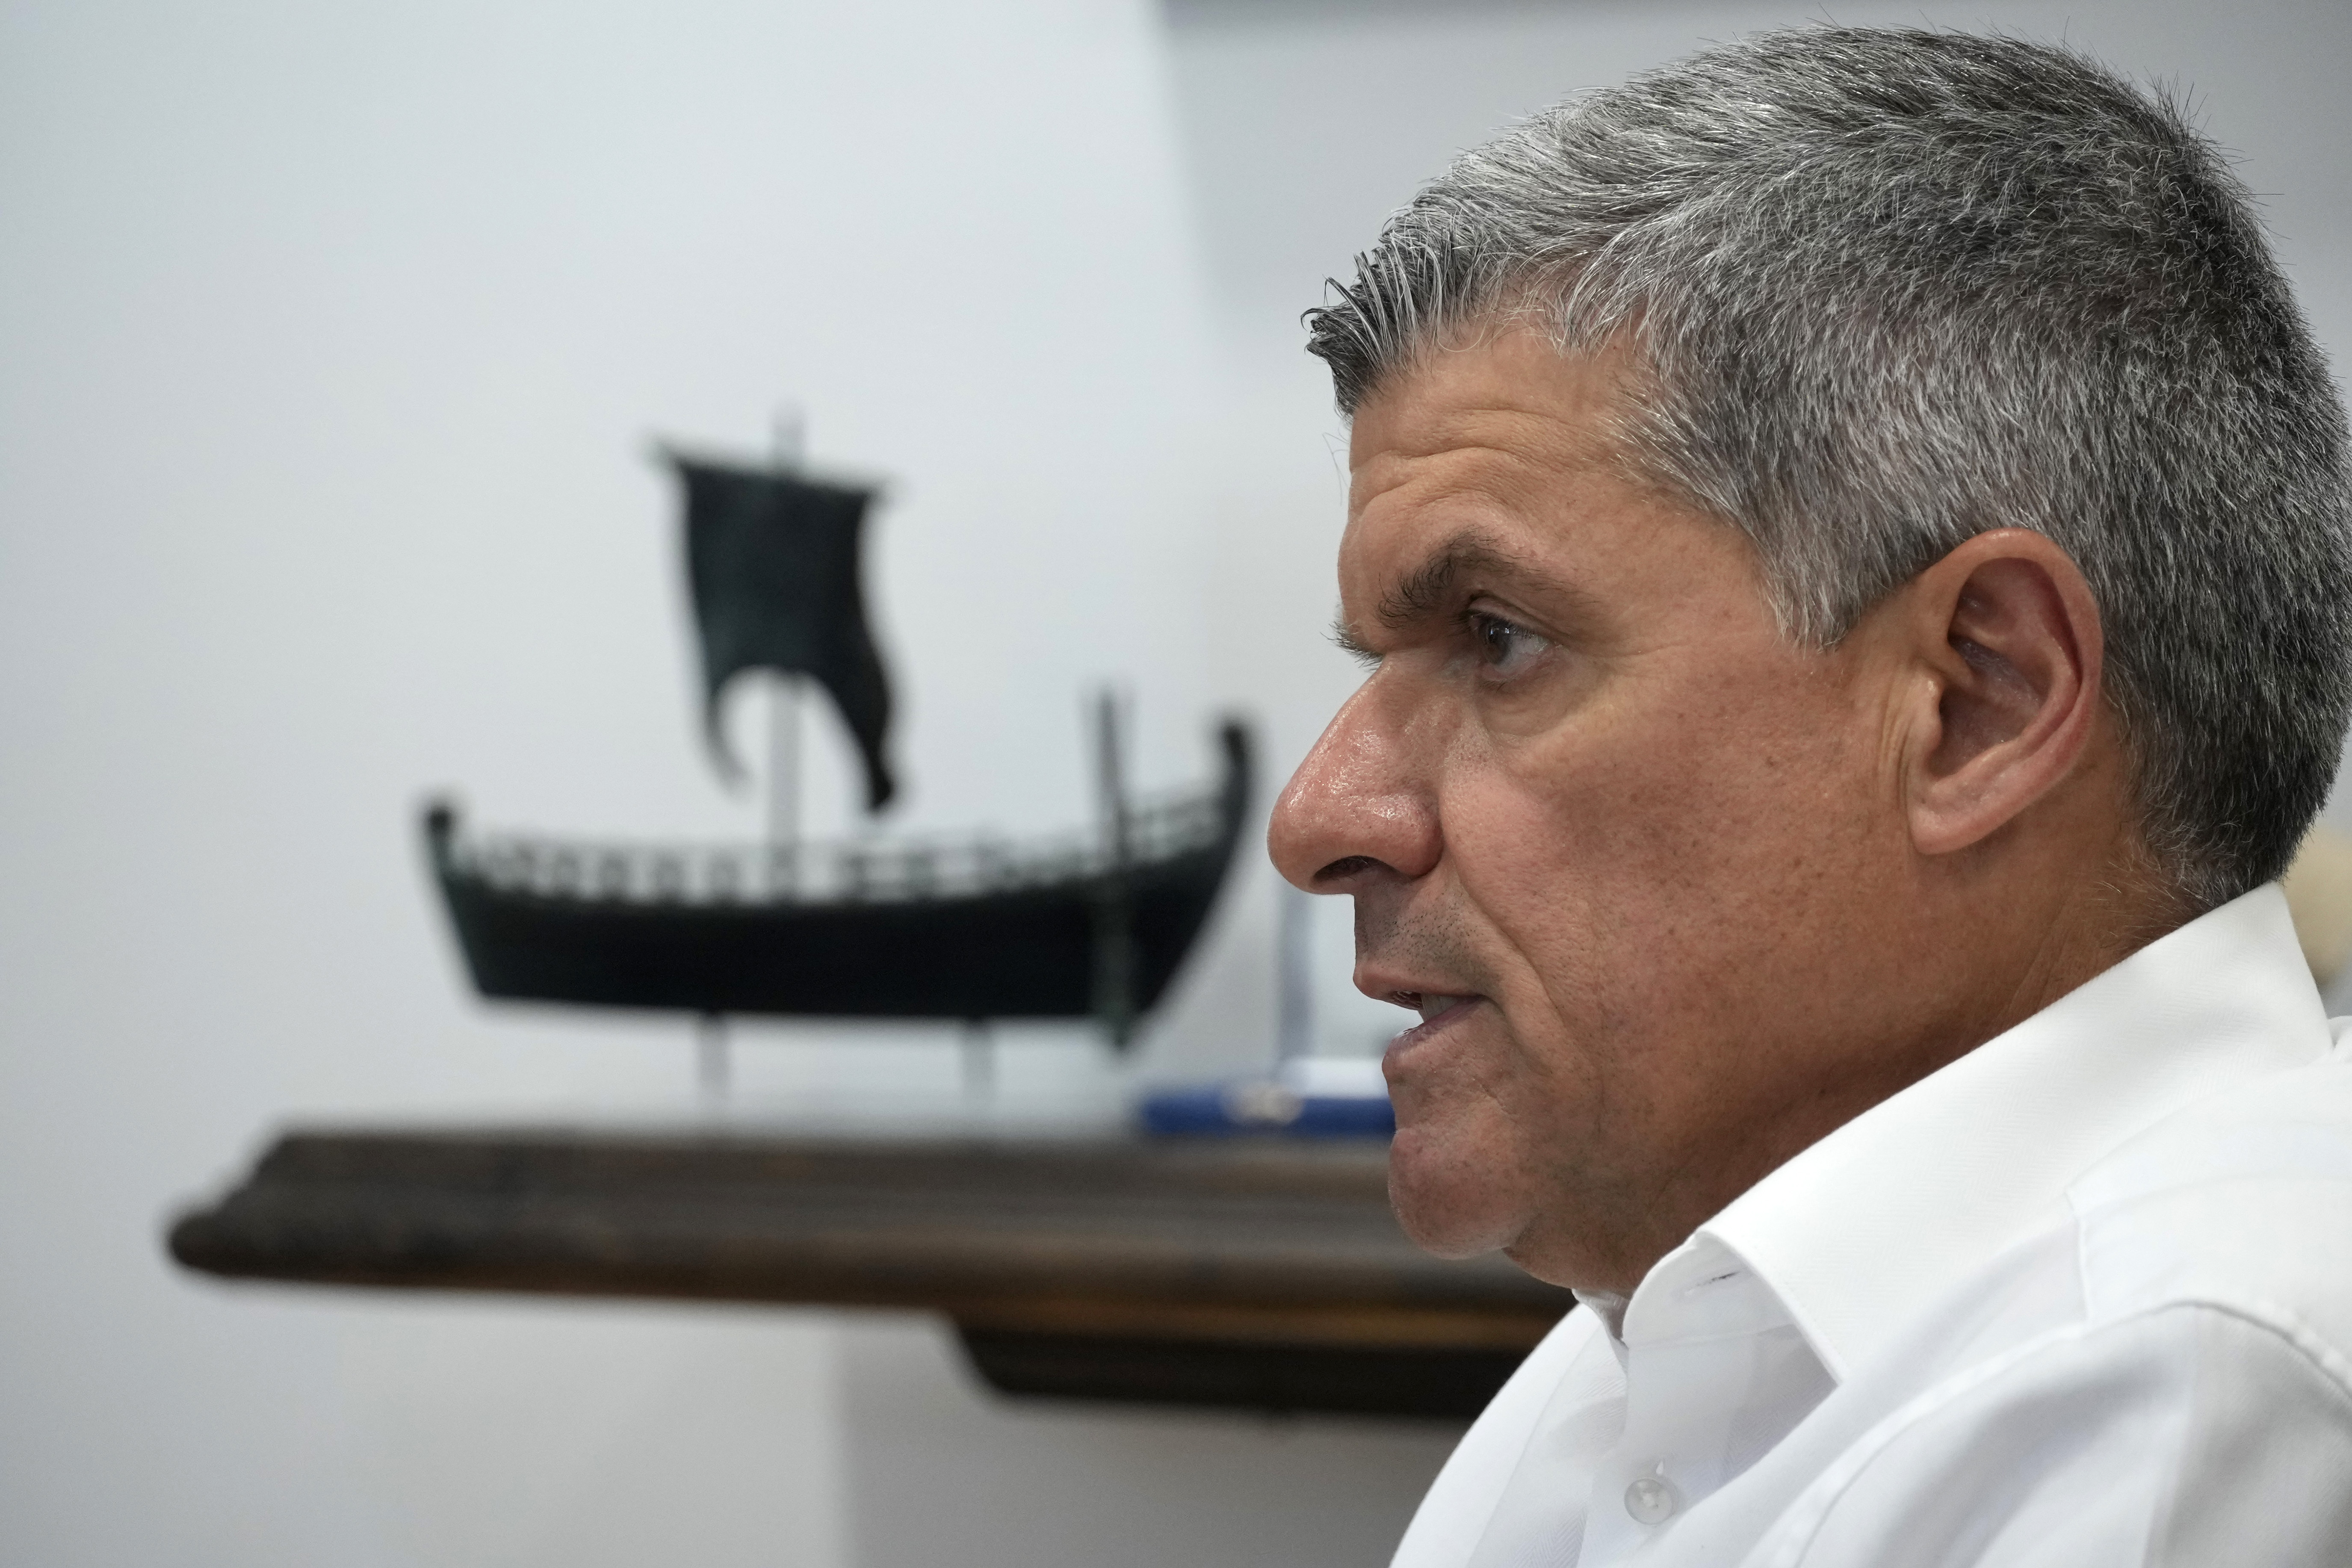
[422,443,1252,1045]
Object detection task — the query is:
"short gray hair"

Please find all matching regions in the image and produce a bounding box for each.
[1306,26,2352,908]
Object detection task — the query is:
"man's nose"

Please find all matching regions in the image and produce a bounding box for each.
[1267,683,1443,894]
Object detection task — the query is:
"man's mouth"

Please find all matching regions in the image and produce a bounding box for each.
[1386,991,1481,1057]
[1407,992,1473,1024]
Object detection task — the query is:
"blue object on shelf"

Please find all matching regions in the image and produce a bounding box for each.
[1137,1057,1394,1138]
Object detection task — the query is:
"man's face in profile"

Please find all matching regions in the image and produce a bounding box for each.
[1270,330,1942,1291]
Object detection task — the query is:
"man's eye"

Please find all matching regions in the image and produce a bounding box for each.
[1469,611,1550,678]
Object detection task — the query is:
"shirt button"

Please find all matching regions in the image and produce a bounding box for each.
[1624,1474,1679,1526]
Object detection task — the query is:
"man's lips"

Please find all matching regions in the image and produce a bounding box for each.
[1400,990,1476,1024]
[1383,992,1483,1060]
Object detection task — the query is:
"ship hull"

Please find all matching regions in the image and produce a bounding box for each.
[425,722,1249,1032]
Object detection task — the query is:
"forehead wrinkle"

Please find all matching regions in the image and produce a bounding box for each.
[1350,432,1590,512]
[1352,415,1624,557]
[1354,372,1621,465]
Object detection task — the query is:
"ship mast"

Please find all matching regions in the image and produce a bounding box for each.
[1091,686,1138,1046]
[700,407,809,1107]
[766,407,805,865]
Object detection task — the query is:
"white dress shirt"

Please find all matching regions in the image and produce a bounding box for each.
[1392,883,2352,1568]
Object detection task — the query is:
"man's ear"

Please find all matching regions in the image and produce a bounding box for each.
[1895,529,2106,858]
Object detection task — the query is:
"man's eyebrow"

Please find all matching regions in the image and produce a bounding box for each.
[1330,530,1573,662]
[1376,532,1540,629]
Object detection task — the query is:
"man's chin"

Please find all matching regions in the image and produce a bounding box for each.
[1385,1123,1526,1260]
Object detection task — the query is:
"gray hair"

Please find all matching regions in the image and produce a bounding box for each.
[1306,26,2352,908]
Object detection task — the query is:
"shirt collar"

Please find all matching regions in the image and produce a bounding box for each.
[1640,882,2331,1381]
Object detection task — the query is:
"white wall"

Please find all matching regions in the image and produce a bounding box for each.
[3,2,2347,1565]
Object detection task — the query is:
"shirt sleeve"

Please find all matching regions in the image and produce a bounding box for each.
[1748,1301,2352,1568]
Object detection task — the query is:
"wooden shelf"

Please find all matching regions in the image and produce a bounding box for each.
[168,1127,1574,1419]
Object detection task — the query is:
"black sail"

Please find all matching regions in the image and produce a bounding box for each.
[673,455,896,812]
